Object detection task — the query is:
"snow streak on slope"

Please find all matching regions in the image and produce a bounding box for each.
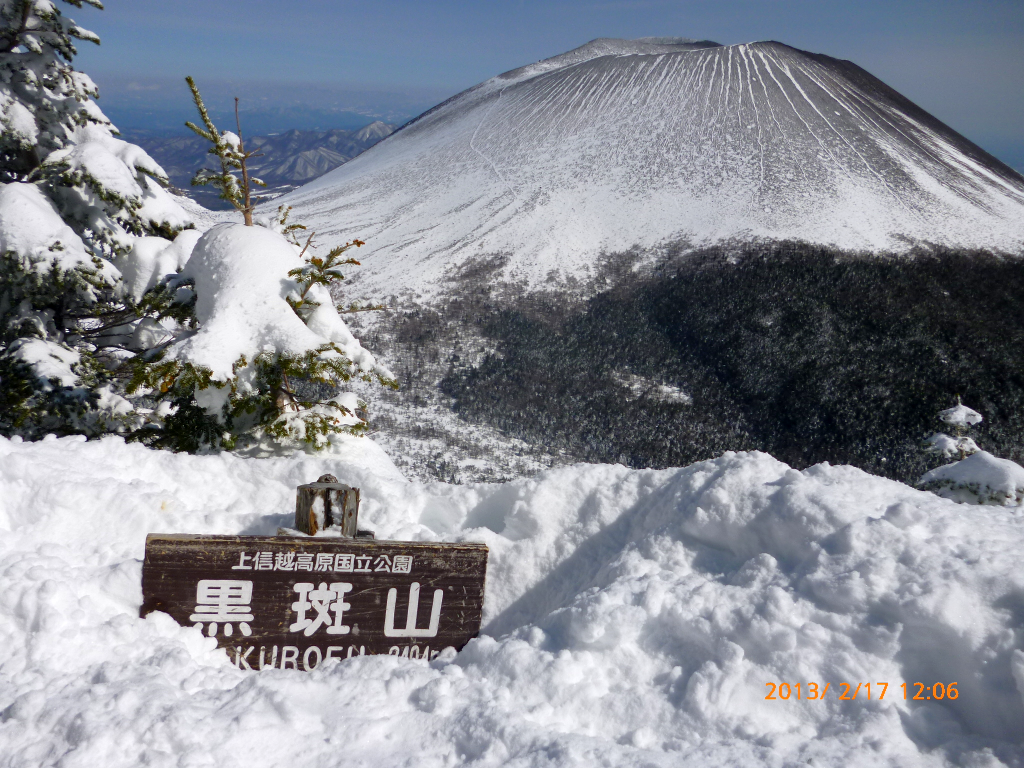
[2,435,1024,766]
[277,38,1024,296]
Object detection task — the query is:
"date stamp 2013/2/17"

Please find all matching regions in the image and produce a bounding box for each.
[765,682,959,701]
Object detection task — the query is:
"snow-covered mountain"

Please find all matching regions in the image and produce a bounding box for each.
[277,38,1024,295]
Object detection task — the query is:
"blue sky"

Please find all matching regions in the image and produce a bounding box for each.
[72,0,1023,170]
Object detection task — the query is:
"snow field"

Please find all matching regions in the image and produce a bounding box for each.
[1,436,1022,766]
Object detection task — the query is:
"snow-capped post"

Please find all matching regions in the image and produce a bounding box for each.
[294,474,361,536]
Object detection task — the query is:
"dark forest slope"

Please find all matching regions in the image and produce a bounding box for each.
[367,245,1024,483]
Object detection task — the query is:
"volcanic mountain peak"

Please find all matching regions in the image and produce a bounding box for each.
[277,38,1024,297]
[492,36,722,83]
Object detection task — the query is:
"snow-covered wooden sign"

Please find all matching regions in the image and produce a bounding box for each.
[141,534,488,670]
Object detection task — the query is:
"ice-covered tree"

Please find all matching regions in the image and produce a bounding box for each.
[0,0,192,438]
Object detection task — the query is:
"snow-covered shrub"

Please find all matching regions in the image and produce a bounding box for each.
[918,398,1024,505]
[0,0,191,439]
[923,397,983,460]
[129,224,397,452]
[116,78,395,453]
[919,450,1024,505]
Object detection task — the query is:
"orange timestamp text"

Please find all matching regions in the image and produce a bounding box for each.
[765,682,959,701]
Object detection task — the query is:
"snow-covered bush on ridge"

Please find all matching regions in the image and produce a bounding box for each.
[0,0,193,439]
[130,223,396,452]
[121,80,397,452]
[920,450,1024,505]
[919,398,1024,505]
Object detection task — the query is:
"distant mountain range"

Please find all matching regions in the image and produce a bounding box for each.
[132,122,395,209]
[274,37,1024,296]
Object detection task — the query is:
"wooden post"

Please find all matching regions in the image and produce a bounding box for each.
[294,474,360,536]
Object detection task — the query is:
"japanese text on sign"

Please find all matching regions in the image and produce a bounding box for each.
[230,551,413,573]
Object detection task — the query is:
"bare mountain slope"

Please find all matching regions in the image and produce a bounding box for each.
[276,38,1024,296]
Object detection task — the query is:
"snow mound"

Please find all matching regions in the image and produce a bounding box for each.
[170,222,390,381]
[114,229,202,302]
[276,39,1024,297]
[920,450,1024,506]
[2,438,1024,765]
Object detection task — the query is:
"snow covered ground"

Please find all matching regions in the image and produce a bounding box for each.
[2,435,1023,766]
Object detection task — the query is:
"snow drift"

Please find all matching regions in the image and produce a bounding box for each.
[1,435,1023,766]
[276,37,1024,296]
[921,450,1024,506]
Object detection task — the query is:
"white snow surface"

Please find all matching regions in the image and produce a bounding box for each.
[114,229,202,302]
[7,337,80,387]
[2,436,1023,766]
[274,38,1024,297]
[170,223,391,382]
[939,403,984,428]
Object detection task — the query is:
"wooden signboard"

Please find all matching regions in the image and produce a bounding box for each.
[141,534,488,670]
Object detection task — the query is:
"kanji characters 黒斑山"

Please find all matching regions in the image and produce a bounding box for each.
[189,579,255,637]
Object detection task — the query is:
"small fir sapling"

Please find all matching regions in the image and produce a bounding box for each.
[0,0,191,439]
[126,81,397,453]
[923,395,982,461]
[184,76,264,225]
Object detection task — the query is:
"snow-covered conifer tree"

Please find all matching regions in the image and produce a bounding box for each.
[923,396,982,461]
[125,82,397,453]
[920,398,1024,505]
[0,0,192,437]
